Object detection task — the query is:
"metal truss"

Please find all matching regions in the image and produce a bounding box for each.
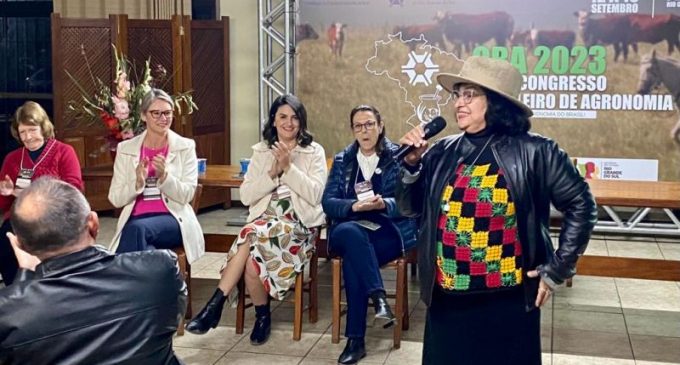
[258,0,297,129]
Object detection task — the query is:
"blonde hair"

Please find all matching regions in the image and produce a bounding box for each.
[11,101,55,142]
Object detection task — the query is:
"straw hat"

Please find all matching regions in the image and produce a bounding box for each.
[436,56,532,117]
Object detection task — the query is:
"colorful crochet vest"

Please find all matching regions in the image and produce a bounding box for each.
[435,162,523,292]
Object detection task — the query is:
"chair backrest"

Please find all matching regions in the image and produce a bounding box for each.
[191,184,203,214]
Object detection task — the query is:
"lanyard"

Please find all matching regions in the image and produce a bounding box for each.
[19,139,56,172]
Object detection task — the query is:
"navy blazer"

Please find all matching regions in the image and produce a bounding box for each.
[322,138,417,255]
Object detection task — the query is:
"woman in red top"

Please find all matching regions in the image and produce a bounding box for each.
[0,101,83,285]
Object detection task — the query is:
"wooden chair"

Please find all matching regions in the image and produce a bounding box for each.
[331,249,416,349]
[172,183,203,336]
[235,232,320,341]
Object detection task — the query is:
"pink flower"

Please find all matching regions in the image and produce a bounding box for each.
[115,72,131,98]
[112,96,130,120]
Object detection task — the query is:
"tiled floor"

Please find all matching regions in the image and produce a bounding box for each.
[96,209,680,365]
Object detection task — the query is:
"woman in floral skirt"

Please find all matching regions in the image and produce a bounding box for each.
[186,94,327,346]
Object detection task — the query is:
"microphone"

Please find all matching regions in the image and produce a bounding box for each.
[394,116,447,162]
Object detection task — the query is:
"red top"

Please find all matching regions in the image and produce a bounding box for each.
[0,139,84,221]
[131,145,170,216]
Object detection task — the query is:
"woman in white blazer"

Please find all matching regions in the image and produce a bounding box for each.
[186,95,327,346]
[108,88,204,265]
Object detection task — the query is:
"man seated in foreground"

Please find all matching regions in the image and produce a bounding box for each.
[0,177,187,365]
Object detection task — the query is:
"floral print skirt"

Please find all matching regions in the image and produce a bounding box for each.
[223,197,317,300]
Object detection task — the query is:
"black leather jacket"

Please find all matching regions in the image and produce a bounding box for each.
[397,133,597,309]
[0,246,187,365]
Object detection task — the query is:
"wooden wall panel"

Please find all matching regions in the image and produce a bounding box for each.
[194,131,229,208]
[53,14,231,211]
[62,137,86,166]
[127,19,175,95]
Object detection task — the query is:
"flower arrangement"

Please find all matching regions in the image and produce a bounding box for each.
[66,45,197,152]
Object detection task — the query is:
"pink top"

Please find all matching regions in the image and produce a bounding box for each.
[131,145,170,216]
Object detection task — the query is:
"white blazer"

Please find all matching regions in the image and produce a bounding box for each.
[108,130,205,264]
[240,141,327,228]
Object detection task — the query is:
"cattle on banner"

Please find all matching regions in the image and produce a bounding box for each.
[636,50,680,142]
[435,11,514,55]
[511,28,576,50]
[392,24,446,51]
[296,23,319,44]
[327,23,346,58]
[628,14,680,55]
[530,29,576,50]
[574,11,634,62]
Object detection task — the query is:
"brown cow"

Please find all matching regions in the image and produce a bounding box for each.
[327,23,346,58]
[628,14,680,55]
[511,29,575,50]
[435,11,514,55]
[510,30,532,48]
[531,29,576,49]
[296,23,319,45]
[393,24,446,51]
[574,10,633,62]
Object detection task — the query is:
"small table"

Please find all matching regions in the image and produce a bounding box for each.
[198,165,244,188]
[587,179,680,236]
[198,165,248,226]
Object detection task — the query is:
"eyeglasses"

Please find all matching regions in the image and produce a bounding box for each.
[352,121,378,132]
[452,89,481,105]
[148,110,174,120]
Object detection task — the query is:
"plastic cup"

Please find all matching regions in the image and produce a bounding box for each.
[197,158,207,174]
[239,158,251,175]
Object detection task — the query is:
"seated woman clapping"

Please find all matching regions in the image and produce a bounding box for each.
[186,94,327,346]
[108,88,204,264]
[322,105,417,365]
[0,101,83,285]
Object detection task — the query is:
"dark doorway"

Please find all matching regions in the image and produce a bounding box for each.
[192,0,218,20]
[0,0,53,162]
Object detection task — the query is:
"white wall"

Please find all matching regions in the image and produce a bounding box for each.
[53,0,190,19]
[219,0,260,166]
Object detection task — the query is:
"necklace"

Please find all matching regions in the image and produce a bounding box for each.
[455,134,494,167]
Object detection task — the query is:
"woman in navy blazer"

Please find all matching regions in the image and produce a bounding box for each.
[322,105,417,365]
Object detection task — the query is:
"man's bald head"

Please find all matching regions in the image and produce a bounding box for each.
[11,177,91,256]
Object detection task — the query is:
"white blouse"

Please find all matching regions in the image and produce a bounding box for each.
[356,151,380,181]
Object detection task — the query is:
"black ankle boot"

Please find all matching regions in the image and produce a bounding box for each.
[185,288,227,335]
[249,302,271,345]
[338,337,366,365]
[370,290,396,329]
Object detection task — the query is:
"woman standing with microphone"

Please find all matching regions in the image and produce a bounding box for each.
[396,56,597,365]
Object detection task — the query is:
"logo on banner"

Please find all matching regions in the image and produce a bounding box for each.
[401,51,439,86]
[366,33,457,125]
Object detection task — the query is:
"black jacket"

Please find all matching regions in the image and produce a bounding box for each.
[0,246,187,365]
[397,132,597,309]
[322,139,418,255]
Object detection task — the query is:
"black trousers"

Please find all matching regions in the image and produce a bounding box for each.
[0,219,19,285]
[329,219,403,338]
[423,286,542,365]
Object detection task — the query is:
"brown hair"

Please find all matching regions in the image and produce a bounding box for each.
[11,101,55,142]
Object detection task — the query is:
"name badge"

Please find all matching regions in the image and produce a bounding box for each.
[143,177,162,201]
[276,184,291,199]
[354,181,375,201]
[15,168,34,190]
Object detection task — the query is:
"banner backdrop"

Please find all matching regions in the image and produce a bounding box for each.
[297,0,680,180]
